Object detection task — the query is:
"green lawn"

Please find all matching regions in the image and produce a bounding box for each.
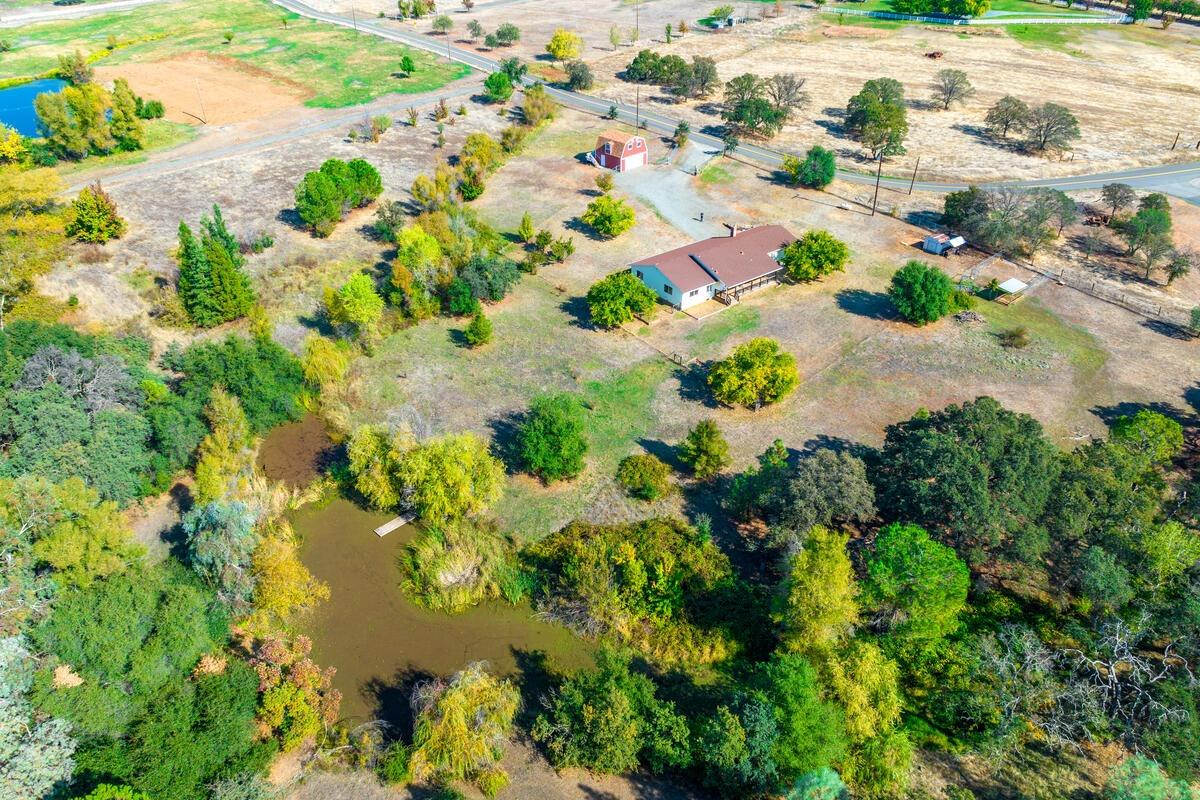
[54,119,198,178]
[1004,22,1087,51]
[686,305,760,355]
[0,0,470,107]
[698,163,734,185]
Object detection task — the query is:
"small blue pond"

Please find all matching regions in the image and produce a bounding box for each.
[0,78,67,137]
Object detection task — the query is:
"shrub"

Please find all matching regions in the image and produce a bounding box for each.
[400,518,523,613]
[464,310,493,346]
[519,392,588,482]
[566,60,594,90]
[779,230,849,282]
[679,419,731,479]
[708,337,800,410]
[617,454,672,500]
[483,71,513,103]
[784,146,836,189]
[528,518,735,664]
[998,326,1029,348]
[295,158,382,236]
[581,194,635,238]
[378,742,412,784]
[532,648,691,774]
[888,260,951,325]
[408,663,519,793]
[67,181,126,243]
[586,271,657,328]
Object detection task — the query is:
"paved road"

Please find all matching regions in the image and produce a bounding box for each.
[270,0,1200,200]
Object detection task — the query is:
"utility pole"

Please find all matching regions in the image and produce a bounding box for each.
[870,153,883,216]
[351,5,357,31]
[635,81,641,131]
[907,155,920,195]
[194,77,207,125]
[1171,132,1180,150]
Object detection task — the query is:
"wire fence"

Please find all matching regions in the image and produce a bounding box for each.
[828,7,1131,24]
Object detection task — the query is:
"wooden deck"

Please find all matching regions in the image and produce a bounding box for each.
[374,513,415,537]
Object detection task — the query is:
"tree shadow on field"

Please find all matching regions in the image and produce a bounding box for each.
[800,434,880,464]
[676,361,718,408]
[1090,400,1198,435]
[276,207,308,233]
[905,209,942,229]
[563,216,606,241]
[835,288,894,320]
[447,327,471,348]
[363,667,435,736]
[486,409,527,473]
[636,437,684,470]
[558,294,593,329]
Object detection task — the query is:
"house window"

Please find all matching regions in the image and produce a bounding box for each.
[604,143,612,155]
[664,285,673,295]
[688,289,699,297]
[635,269,644,279]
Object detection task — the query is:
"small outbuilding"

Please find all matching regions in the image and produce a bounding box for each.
[594,130,648,172]
[923,233,966,256]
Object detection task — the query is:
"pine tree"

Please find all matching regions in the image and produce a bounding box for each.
[517,211,534,243]
[201,204,243,266]
[109,78,144,151]
[176,221,219,327]
[198,205,255,323]
[464,309,493,346]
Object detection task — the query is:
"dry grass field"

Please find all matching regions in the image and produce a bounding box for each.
[376,0,1200,182]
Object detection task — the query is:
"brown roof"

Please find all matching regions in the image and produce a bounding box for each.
[596,129,640,150]
[632,225,797,293]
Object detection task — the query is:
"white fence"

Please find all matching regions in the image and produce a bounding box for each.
[827,7,1131,24]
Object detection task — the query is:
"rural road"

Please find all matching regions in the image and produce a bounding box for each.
[269,0,1200,201]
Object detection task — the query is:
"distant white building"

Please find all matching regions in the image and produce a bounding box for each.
[923,233,966,256]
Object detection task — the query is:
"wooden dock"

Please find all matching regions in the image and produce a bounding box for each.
[374,513,415,537]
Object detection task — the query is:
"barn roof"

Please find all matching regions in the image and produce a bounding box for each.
[596,129,642,151]
[632,225,797,293]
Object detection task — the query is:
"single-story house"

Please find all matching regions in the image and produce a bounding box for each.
[594,130,648,172]
[629,224,797,311]
[923,233,966,256]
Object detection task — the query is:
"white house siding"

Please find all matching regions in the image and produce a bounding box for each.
[629,265,715,310]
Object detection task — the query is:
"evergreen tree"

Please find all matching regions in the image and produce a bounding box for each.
[109,78,145,151]
[199,205,255,322]
[176,221,219,327]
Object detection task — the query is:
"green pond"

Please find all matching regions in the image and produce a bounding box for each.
[262,418,593,725]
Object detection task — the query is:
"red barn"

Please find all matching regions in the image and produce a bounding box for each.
[594,129,648,172]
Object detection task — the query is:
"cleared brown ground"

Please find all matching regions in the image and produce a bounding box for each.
[94,53,311,125]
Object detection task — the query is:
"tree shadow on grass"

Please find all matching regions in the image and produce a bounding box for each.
[558,294,594,329]
[905,209,943,229]
[276,207,309,234]
[835,288,894,320]
[448,327,471,348]
[676,361,718,408]
[486,409,526,473]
